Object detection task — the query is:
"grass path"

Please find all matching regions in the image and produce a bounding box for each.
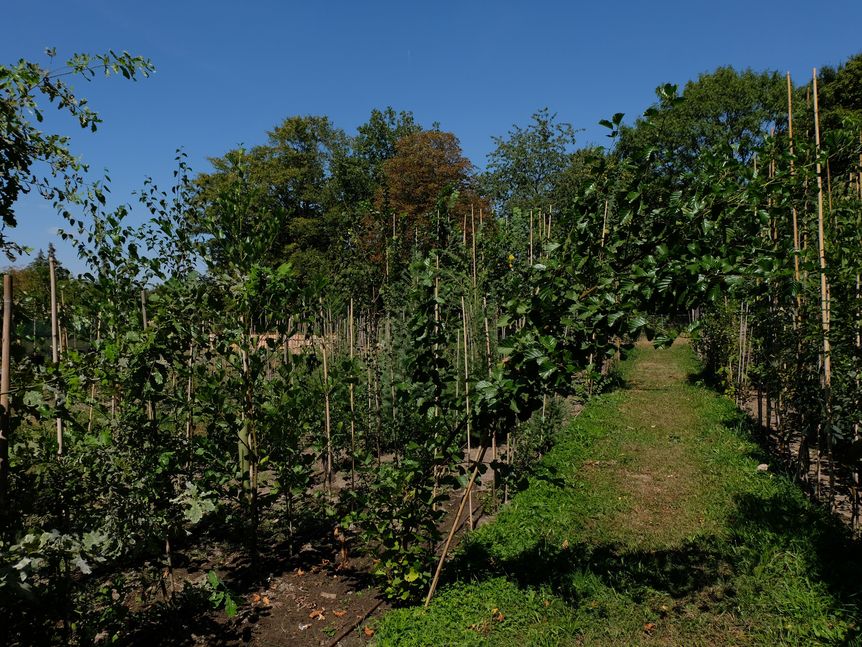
[372,342,862,646]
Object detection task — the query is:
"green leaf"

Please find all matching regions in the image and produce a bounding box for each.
[224,595,238,618]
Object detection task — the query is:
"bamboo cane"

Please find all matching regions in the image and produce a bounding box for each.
[0,274,12,503]
[424,443,489,607]
[349,299,356,490]
[461,296,473,530]
[813,69,832,500]
[49,250,62,455]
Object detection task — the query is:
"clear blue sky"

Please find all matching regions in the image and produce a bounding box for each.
[3,0,861,272]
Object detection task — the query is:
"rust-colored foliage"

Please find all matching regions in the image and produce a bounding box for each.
[362,131,487,266]
[379,130,472,220]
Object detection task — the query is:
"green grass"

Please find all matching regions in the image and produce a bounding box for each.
[372,342,862,646]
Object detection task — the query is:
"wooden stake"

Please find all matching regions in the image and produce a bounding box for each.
[462,211,467,246]
[813,69,832,500]
[322,318,333,494]
[141,288,155,423]
[787,72,802,315]
[424,443,488,607]
[461,296,473,530]
[348,299,356,490]
[482,296,496,502]
[0,274,12,504]
[185,338,195,443]
[471,205,477,289]
[48,250,62,455]
[433,254,440,416]
[87,317,100,434]
[601,200,609,250]
[813,69,832,393]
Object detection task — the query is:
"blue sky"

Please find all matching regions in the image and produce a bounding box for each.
[3,0,861,272]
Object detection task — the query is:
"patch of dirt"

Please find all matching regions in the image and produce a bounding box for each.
[234,559,384,647]
[232,451,503,646]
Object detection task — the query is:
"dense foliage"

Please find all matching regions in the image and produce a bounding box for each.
[1,47,860,645]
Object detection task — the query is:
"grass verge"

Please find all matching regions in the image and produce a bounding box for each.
[371,342,862,646]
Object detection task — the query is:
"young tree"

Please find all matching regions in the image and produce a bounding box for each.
[0,49,153,255]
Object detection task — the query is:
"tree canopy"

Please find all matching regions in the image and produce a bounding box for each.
[483,108,579,213]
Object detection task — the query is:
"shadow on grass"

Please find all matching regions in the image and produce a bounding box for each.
[685,366,725,392]
[450,533,735,606]
[438,482,862,640]
[428,366,862,642]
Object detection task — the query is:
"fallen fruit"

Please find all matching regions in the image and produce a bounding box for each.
[363,626,375,637]
[333,610,347,617]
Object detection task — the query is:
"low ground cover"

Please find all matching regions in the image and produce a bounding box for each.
[373,342,862,646]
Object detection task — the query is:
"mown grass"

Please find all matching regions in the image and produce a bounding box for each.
[371,343,862,646]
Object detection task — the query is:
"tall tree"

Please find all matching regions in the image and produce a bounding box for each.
[820,52,862,126]
[354,107,420,203]
[617,67,787,202]
[483,108,579,213]
[196,115,349,278]
[818,53,862,177]
[377,129,476,250]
